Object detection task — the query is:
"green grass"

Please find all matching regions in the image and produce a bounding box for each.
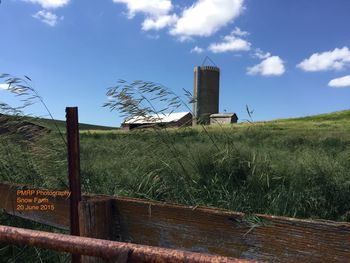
[277,108,350,122]
[1,109,350,262]
[74,110,350,220]
[3,109,349,218]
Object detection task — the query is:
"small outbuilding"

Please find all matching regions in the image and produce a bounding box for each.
[210,113,238,125]
[121,112,192,130]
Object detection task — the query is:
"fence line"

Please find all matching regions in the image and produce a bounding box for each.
[0,225,247,263]
[1,181,349,262]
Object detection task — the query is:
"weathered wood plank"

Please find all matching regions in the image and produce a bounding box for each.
[79,198,117,263]
[0,182,70,230]
[114,197,350,262]
[1,182,349,262]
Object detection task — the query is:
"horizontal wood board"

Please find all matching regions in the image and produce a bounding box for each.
[1,182,349,262]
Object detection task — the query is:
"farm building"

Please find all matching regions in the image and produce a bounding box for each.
[121,112,192,130]
[192,65,238,125]
[120,64,238,130]
[210,113,238,125]
[193,66,220,125]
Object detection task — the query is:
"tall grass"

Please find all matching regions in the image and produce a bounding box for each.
[0,76,349,262]
[0,74,69,262]
[77,126,350,221]
[101,79,350,221]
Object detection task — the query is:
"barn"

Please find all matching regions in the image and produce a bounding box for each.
[121,112,192,130]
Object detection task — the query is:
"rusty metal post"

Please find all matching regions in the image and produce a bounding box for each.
[66,107,82,263]
[0,225,251,263]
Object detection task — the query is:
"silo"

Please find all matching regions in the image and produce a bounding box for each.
[193,66,220,125]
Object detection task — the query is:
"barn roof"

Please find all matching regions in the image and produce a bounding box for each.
[210,113,237,118]
[124,112,191,124]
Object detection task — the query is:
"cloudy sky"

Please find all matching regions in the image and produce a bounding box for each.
[0,0,349,126]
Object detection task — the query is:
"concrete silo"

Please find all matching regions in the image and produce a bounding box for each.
[193,66,220,125]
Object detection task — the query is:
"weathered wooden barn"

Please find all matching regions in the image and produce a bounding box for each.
[121,112,192,130]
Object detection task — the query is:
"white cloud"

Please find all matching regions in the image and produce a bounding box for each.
[142,14,178,31]
[328,75,350,88]
[190,46,204,54]
[297,47,350,72]
[208,30,250,53]
[33,10,60,26]
[0,84,10,90]
[253,48,271,59]
[113,0,173,18]
[231,26,249,37]
[112,0,246,40]
[247,56,285,76]
[24,0,69,9]
[170,0,245,38]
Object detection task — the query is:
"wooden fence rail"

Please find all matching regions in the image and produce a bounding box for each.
[1,182,349,262]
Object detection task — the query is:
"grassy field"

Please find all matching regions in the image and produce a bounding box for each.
[1,109,350,262]
[1,109,350,218]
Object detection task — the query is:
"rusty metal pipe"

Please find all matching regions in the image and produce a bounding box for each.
[0,225,253,263]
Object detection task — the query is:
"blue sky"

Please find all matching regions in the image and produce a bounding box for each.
[1,0,350,126]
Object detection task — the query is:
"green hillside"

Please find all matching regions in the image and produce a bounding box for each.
[0,114,116,131]
[32,117,116,131]
[274,109,350,122]
[229,109,350,135]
